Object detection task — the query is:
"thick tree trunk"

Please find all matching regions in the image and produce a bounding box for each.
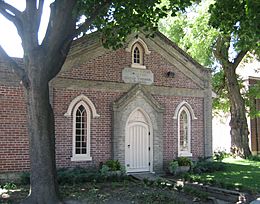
[224,66,251,158]
[21,63,60,204]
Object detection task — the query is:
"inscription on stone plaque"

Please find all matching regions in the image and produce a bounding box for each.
[122,67,154,85]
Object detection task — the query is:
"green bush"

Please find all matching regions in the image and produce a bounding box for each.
[247,155,260,161]
[177,157,192,166]
[20,172,30,185]
[213,149,229,162]
[168,161,179,174]
[104,160,121,171]
[3,182,17,190]
[192,161,226,174]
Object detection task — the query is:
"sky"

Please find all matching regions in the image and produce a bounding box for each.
[0,0,53,57]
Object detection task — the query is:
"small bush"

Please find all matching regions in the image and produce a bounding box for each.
[3,182,17,190]
[104,160,121,171]
[20,172,30,185]
[192,161,226,174]
[177,157,192,166]
[247,155,260,162]
[213,149,229,162]
[168,161,179,174]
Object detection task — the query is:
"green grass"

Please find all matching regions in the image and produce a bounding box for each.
[188,157,260,193]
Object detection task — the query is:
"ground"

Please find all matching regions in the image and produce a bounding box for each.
[1,179,214,204]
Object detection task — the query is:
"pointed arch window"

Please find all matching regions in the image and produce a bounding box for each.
[65,94,100,161]
[132,43,145,68]
[72,101,91,161]
[174,101,196,157]
[179,107,191,155]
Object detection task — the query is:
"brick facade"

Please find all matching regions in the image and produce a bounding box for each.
[0,32,212,173]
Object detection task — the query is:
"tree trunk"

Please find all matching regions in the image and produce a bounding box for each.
[224,65,251,158]
[21,63,60,204]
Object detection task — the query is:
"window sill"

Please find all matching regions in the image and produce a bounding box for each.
[131,64,146,69]
[178,152,192,157]
[71,155,92,162]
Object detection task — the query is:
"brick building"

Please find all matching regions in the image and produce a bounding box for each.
[0,31,212,174]
[249,76,260,155]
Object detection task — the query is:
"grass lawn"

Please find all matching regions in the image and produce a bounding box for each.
[188,157,260,193]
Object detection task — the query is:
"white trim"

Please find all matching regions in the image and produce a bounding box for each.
[177,106,192,157]
[64,94,100,118]
[125,37,151,55]
[125,108,153,173]
[71,101,92,161]
[173,101,197,120]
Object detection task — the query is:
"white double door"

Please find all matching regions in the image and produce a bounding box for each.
[125,121,151,172]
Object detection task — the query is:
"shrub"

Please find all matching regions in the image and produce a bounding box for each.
[247,155,260,162]
[20,172,30,185]
[213,149,229,162]
[168,161,179,174]
[3,182,17,190]
[192,161,226,174]
[177,157,192,166]
[104,160,121,171]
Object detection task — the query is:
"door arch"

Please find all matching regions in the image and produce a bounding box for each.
[125,108,153,173]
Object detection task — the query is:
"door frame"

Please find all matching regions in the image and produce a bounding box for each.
[125,108,153,173]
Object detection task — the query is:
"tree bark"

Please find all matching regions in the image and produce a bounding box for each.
[224,65,251,158]
[21,61,60,204]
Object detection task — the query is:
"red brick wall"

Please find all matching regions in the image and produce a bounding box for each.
[0,86,30,172]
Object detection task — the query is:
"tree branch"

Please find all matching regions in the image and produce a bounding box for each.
[0,1,23,34]
[0,46,30,88]
[0,1,22,18]
[73,0,112,38]
[233,50,248,69]
[213,35,232,67]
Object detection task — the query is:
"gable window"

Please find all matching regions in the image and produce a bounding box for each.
[173,101,197,157]
[132,43,145,68]
[64,94,100,162]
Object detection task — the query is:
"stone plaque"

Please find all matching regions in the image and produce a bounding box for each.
[122,67,154,85]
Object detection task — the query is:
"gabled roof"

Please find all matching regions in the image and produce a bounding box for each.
[61,30,211,89]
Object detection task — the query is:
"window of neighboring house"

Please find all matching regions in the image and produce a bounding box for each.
[178,106,192,157]
[132,43,145,69]
[71,101,92,161]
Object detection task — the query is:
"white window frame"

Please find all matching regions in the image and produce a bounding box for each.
[131,43,146,69]
[71,101,92,161]
[125,37,151,69]
[177,106,192,157]
[64,94,100,161]
[173,101,197,157]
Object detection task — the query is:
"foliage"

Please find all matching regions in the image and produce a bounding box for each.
[183,186,209,200]
[20,172,30,185]
[213,149,229,162]
[104,160,121,171]
[3,182,17,190]
[247,155,260,162]
[168,160,179,174]
[192,160,226,174]
[176,157,192,166]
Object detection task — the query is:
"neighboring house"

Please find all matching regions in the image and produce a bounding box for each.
[249,76,260,155]
[0,31,212,174]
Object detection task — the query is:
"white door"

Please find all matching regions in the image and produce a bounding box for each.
[125,110,151,172]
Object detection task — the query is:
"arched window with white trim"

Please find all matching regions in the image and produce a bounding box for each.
[174,101,196,157]
[132,43,144,68]
[72,101,91,161]
[178,106,191,156]
[64,94,100,161]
